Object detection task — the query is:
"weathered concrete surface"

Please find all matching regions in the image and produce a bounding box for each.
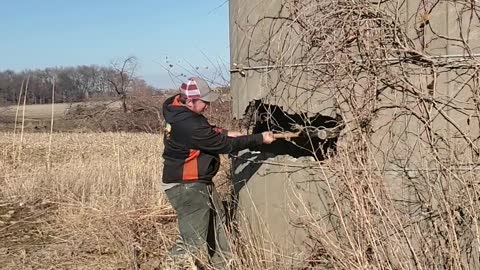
[229,0,338,118]
[230,0,480,267]
[231,150,337,262]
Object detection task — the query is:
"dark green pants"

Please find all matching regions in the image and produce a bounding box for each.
[165,182,231,268]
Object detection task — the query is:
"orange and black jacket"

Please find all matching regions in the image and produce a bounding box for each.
[162,94,263,184]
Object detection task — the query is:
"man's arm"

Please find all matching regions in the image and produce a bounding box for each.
[212,126,242,138]
[190,123,264,154]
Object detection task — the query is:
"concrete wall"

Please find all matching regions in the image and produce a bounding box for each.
[230,0,480,267]
[229,0,337,118]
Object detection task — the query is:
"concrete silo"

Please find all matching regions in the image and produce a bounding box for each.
[229,0,480,268]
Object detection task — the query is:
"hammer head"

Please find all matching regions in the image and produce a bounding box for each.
[293,125,341,140]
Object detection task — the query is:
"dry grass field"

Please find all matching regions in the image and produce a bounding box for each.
[0,131,250,270]
[0,103,67,132]
[1,103,71,121]
[0,102,122,120]
[0,132,177,269]
[0,102,122,132]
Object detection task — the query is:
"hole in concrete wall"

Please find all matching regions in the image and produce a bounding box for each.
[246,100,342,160]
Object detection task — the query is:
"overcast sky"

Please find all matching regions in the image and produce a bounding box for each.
[0,0,230,88]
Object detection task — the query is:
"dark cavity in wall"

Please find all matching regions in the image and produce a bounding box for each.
[246,101,342,160]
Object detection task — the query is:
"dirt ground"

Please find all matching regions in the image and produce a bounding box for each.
[0,198,56,269]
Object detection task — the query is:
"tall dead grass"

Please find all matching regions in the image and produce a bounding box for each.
[0,132,176,269]
[294,138,480,269]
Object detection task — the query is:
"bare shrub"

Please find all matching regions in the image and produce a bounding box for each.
[65,95,166,133]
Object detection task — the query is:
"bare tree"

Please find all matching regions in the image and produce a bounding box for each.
[105,56,138,113]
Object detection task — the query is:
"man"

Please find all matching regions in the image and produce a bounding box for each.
[162,77,275,268]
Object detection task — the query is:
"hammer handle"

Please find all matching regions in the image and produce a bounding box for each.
[273,132,301,139]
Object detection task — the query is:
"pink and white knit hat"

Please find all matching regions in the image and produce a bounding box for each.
[180,77,219,102]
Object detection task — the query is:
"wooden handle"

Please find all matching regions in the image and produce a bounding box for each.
[273,132,301,139]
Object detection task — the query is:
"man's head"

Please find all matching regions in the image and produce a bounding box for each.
[179,77,218,114]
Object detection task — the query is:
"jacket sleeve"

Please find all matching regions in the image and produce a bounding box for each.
[190,122,263,154]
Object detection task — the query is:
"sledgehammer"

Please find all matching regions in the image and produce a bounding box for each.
[273,126,341,140]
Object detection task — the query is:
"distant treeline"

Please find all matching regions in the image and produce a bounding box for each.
[0,64,157,106]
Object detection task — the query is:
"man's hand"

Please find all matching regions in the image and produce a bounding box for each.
[227,131,243,137]
[262,131,275,144]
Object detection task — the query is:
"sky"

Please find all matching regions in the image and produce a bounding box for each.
[0,0,230,89]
